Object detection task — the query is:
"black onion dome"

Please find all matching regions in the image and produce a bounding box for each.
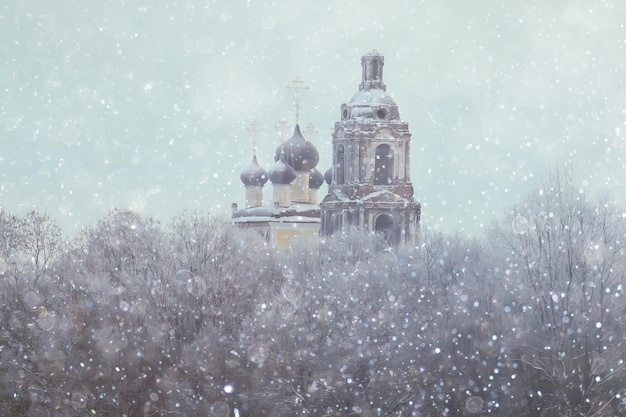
[324,167,332,185]
[240,155,268,186]
[268,153,297,185]
[309,168,324,189]
[274,124,319,171]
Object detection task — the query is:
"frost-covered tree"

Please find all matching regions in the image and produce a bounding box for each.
[2,185,626,416]
[490,171,626,416]
[0,209,25,275]
[0,210,66,415]
[239,231,444,417]
[395,230,527,416]
[0,210,282,416]
[167,212,282,335]
[0,210,170,415]
[77,209,165,282]
[164,212,284,415]
[22,209,62,283]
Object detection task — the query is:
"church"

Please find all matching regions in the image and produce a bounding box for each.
[231,50,420,249]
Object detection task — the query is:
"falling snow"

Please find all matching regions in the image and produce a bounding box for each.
[2,1,626,416]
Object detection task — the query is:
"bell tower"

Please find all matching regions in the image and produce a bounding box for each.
[320,50,420,243]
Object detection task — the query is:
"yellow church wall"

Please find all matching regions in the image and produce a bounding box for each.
[274,227,318,250]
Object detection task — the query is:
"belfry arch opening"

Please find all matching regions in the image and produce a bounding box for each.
[374,144,393,185]
[374,214,395,242]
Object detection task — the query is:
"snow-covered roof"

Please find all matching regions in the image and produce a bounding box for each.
[232,215,320,224]
[232,203,321,223]
[349,88,397,107]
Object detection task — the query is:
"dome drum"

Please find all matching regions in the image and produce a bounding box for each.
[373,105,399,120]
[340,95,400,121]
[341,104,350,120]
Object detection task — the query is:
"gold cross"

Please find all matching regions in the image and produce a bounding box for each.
[246,120,262,155]
[287,76,308,124]
[304,123,318,140]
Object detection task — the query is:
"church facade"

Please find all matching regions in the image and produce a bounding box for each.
[232,50,420,248]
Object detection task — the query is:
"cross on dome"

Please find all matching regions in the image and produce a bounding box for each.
[304,123,318,140]
[246,120,262,155]
[275,117,290,149]
[287,76,308,124]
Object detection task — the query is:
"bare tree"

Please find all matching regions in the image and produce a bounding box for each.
[0,210,27,299]
[0,209,25,263]
[398,229,528,416]
[78,209,164,282]
[3,184,625,416]
[490,171,626,416]
[0,211,282,416]
[21,209,62,284]
[241,230,445,417]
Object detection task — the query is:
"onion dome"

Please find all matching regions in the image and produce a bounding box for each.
[268,152,297,185]
[274,124,319,171]
[240,155,268,186]
[324,167,332,185]
[309,168,324,189]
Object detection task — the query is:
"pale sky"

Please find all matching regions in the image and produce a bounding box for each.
[1,1,625,237]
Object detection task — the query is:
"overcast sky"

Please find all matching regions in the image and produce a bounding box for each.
[1,0,625,236]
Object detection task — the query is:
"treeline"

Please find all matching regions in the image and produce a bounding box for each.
[1,173,626,417]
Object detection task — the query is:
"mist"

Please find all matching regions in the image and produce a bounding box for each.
[1,1,624,236]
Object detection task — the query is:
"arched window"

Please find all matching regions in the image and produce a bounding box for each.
[335,145,345,184]
[358,145,364,182]
[374,214,395,242]
[374,144,393,185]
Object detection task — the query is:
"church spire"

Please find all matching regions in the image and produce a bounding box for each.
[359,49,386,91]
